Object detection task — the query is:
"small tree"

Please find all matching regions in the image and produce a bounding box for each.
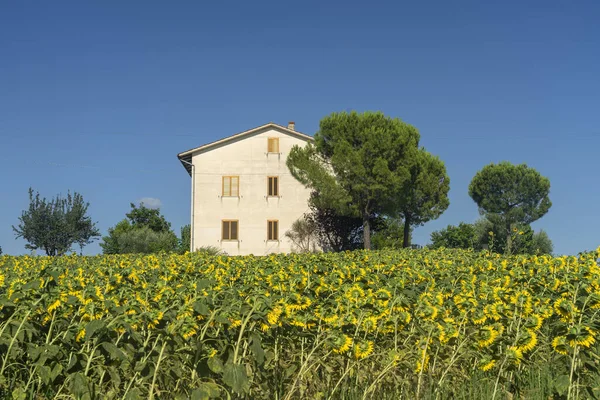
[397,149,450,247]
[305,193,367,252]
[285,218,318,253]
[126,203,172,232]
[430,223,477,250]
[469,162,551,255]
[178,224,191,254]
[115,226,179,254]
[13,188,100,256]
[287,111,420,249]
[101,203,178,254]
[372,218,409,250]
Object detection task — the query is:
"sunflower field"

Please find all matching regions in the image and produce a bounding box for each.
[1,248,600,399]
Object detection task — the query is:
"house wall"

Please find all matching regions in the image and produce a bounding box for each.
[190,127,313,255]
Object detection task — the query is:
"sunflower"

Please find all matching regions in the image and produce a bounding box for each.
[552,336,570,355]
[353,340,374,359]
[478,325,500,348]
[480,359,496,372]
[517,330,538,353]
[506,346,523,366]
[333,334,353,354]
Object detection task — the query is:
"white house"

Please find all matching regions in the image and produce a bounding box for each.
[177,122,315,255]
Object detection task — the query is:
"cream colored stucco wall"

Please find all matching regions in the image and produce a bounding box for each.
[190,127,313,255]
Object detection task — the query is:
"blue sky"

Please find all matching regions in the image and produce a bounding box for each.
[1,1,598,256]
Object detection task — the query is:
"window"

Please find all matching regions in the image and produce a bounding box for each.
[267,176,279,197]
[222,176,239,197]
[222,220,238,240]
[267,220,279,241]
[267,137,279,153]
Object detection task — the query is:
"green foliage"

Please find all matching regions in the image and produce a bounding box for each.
[125,202,172,233]
[431,218,554,255]
[2,248,600,399]
[304,194,368,251]
[287,111,420,249]
[284,218,319,253]
[113,226,179,254]
[396,149,450,247]
[530,230,553,255]
[12,188,100,256]
[430,222,478,250]
[100,204,178,254]
[178,224,191,254]
[469,162,551,254]
[195,246,227,256]
[371,218,410,250]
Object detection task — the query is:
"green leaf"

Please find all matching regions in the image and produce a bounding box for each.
[38,365,52,385]
[69,372,92,400]
[193,300,210,315]
[12,387,26,400]
[554,374,571,396]
[191,382,221,400]
[101,342,127,361]
[67,353,81,372]
[107,366,122,388]
[207,356,223,373]
[50,363,63,383]
[249,332,265,365]
[124,388,142,400]
[85,319,106,339]
[222,364,249,394]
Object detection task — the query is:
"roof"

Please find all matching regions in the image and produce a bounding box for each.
[177,122,314,175]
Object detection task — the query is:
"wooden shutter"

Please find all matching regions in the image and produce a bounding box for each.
[222,176,239,196]
[268,176,279,196]
[222,220,239,240]
[268,138,279,153]
[268,220,279,241]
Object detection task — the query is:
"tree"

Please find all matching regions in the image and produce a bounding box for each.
[99,219,133,254]
[469,162,551,255]
[305,197,366,252]
[100,203,178,254]
[113,226,179,254]
[284,218,319,253]
[430,223,477,250]
[530,230,553,255]
[0,246,2,256]
[287,111,420,249]
[431,218,553,255]
[178,224,191,254]
[397,149,450,247]
[13,188,100,256]
[372,217,410,250]
[125,203,172,233]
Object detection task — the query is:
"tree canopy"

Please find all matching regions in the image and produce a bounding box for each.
[430,223,477,250]
[396,149,450,247]
[12,188,100,256]
[430,218,553,255]
[287,111,421,249]
[100,203,178,254]
[469,162,551,254]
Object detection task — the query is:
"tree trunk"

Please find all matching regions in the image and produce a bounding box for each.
[403,215,411,248]
[363,212,371,250]
[505,222,515,255]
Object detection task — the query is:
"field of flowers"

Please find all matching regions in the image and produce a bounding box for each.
[1,248,600,399]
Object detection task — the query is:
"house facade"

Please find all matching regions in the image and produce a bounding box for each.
[177,122,314,255]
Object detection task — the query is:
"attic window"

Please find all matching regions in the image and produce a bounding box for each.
[268,137,279,153]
